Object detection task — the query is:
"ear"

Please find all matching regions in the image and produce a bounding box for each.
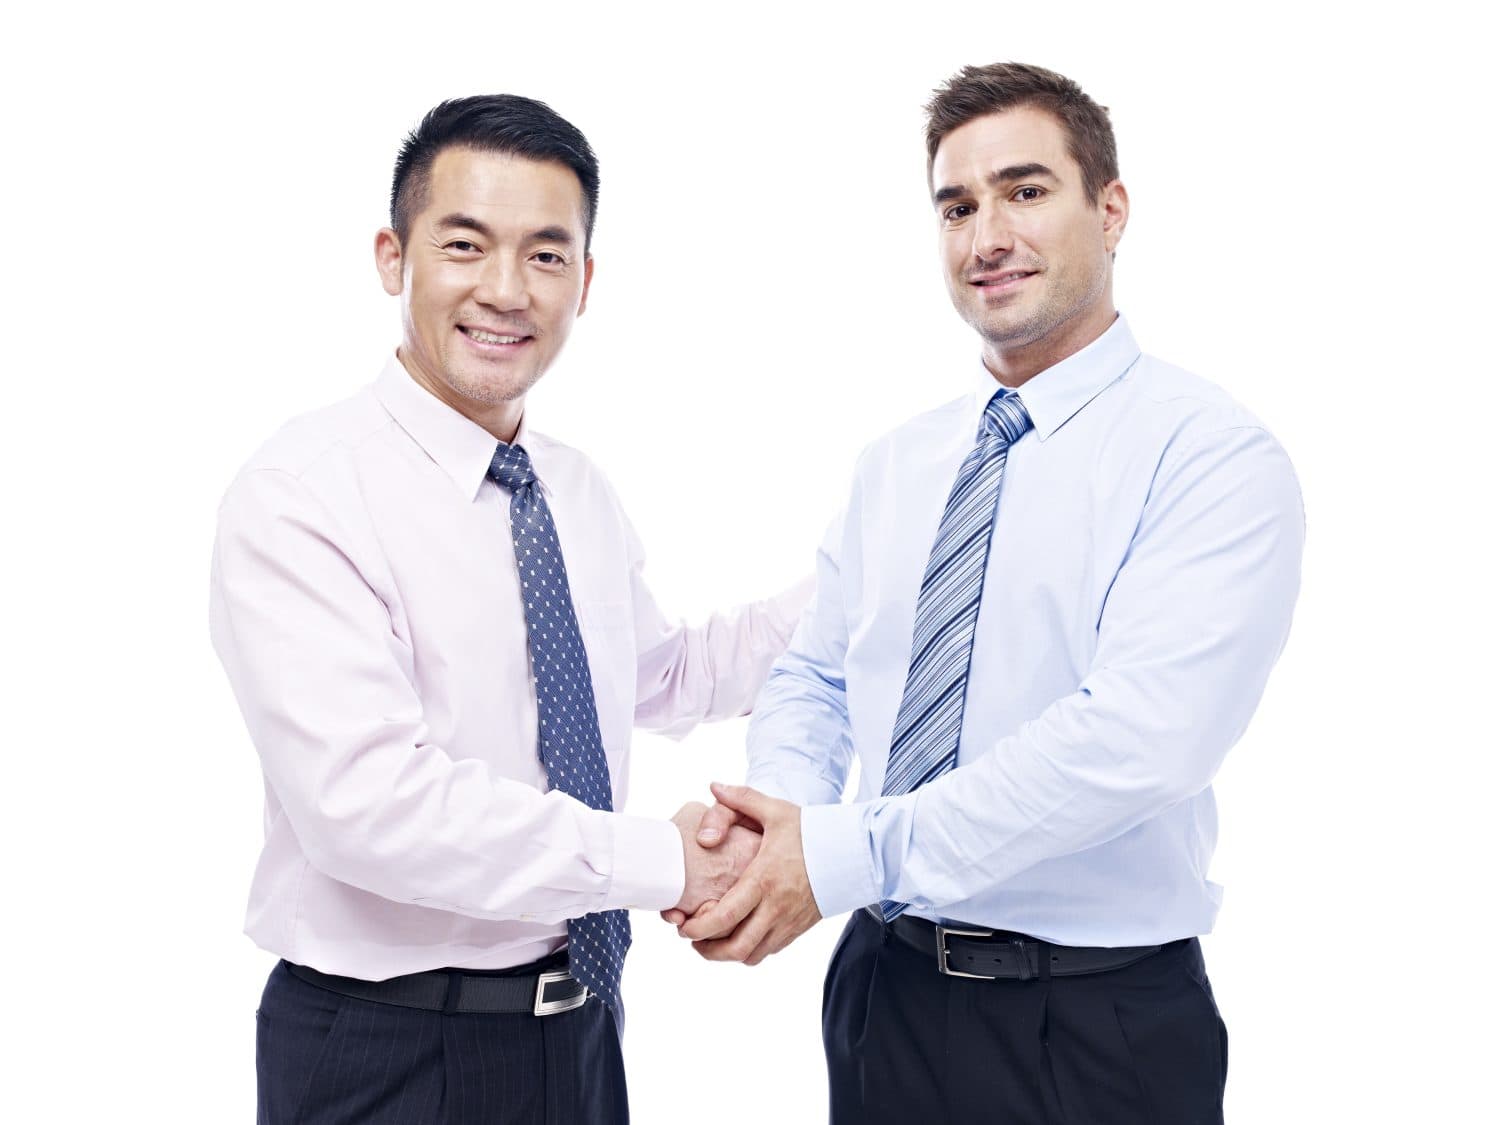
[374,228,405,296]
[1100,180,1129,254]
[577,255,595,317]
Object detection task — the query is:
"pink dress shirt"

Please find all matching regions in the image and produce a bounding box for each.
[210,356,807,980]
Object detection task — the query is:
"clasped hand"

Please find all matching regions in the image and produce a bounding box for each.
[666,783,821,965]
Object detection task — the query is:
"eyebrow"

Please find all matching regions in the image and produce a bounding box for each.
[434,212,495,238]
[526,225,575,247]
[433,213,575,246]
[932,163,1061,206]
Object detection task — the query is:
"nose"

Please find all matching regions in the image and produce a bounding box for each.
[473,255,530,312]
[972,203,1016,263]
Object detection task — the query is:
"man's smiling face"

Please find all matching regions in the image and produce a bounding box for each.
[376,145,593,437]
[932,105,1126,380]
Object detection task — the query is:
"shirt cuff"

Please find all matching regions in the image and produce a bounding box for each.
[800,801,881,918]
[602,813,685,912]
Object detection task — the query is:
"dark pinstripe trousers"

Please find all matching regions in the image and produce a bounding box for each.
[256,961,629,1124]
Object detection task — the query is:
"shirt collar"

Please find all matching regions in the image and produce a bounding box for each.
[972,314,1141,442]
[374,352,533,502]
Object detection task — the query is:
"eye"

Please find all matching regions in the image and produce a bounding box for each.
[1012,186,1045,202]
[532,251,567,266]
[942,203,975,222]
[445,240,480,253]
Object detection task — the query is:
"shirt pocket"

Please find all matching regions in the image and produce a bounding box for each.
[574,598,633,639]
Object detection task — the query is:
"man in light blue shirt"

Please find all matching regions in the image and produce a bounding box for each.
[672,62,1303,1123]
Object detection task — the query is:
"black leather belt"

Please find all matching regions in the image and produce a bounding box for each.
[883,912,1161,980]
[287,959,589,1016]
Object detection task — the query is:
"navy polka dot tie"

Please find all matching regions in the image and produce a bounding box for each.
[488,441,630,1025]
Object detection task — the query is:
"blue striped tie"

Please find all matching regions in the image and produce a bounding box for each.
[488,442,631,1026]
[878,390,1032,922]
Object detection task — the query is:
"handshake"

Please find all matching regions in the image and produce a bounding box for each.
[661,783,823,965]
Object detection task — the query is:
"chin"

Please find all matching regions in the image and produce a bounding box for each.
[972,311,1036,345]
[477,381,534,408]
[447,368,533,408]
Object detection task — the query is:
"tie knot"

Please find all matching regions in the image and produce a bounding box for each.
[981,391,1032,447]
[487,442,536,492]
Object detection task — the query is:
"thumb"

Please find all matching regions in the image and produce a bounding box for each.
[708,781,774,821]
[696,801,740,846]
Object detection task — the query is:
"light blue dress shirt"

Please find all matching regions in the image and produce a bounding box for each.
[746,316,1304,946]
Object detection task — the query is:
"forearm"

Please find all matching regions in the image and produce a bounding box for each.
[634,575,813,735]
[802,649,1283,916]
[744,514,857,805]
[744,658,853,807]
[216,612,686,922]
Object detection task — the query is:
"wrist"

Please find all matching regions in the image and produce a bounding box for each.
[605,813,685,911]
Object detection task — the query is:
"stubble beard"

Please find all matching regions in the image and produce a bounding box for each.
[971,261,1108,356]
[439,345,544,410]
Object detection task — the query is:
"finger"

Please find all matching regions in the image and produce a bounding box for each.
[695,802,740,846]
[679,877,758,941]
[692,906,770,963]
[662,892,722,929]
[673,899,717,934]
[708,781,777,823]
[742,929,780,967]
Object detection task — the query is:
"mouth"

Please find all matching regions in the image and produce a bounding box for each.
[457,325,535,351]
[968,269,1038,294]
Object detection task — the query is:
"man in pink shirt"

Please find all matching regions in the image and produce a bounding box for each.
[210,94,805,1125]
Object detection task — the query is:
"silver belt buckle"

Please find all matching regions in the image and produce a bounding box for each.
[935,924,998,979]
[533,969,589,1016]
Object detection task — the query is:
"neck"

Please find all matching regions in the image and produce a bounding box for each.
[982,303,1118,389]
[396,347,524,443]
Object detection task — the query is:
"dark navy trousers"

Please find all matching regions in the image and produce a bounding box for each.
[256,962,629,1124]
[823,911,1228,1125]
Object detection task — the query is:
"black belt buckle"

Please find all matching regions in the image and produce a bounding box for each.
[934,924,997,979]
[532,969,588,1016]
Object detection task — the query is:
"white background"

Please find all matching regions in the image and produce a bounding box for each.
[4,1,1495,1120]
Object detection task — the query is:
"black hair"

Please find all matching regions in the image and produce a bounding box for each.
[390,94,600,251]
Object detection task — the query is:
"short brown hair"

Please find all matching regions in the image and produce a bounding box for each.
[924,63,1119,201]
